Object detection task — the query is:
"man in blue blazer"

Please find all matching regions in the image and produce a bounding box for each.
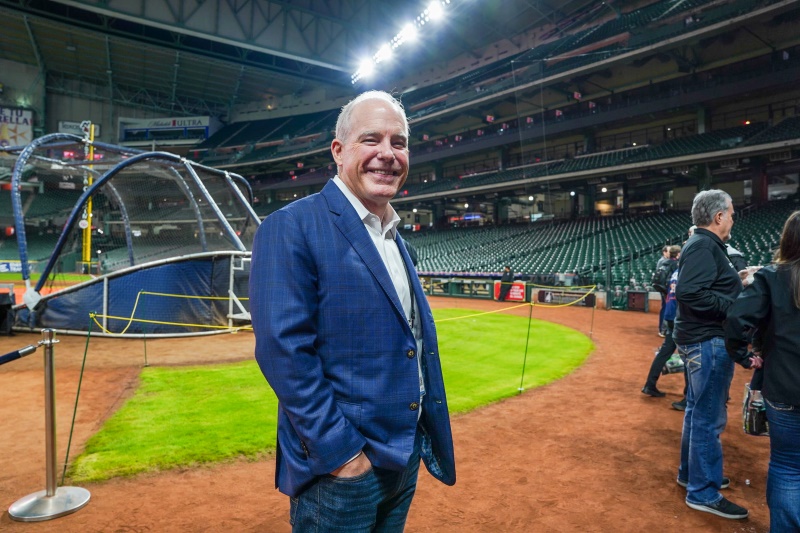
[251,90,456,532]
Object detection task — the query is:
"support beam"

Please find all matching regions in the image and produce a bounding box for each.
[171,51,180,111]
[50,0,364,72]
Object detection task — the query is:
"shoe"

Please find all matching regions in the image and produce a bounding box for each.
[672,398,687,411]
[685,497,748,519]
[677,477,730,489]
[658,331,666,338]
[641,385,666,397]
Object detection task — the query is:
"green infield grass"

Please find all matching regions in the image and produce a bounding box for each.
[68,308,593,482]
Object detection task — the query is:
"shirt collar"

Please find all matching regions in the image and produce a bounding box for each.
[333,176,401,238]
[694,227,725,248]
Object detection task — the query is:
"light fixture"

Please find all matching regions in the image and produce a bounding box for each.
[601,187,607,193]
[528,195,534,201]
[413,208,418,213]
[374,44,393,64]
[351,1,457,83]
[570,191,576,196]
[464,203,469,208]
[428,1,445,20]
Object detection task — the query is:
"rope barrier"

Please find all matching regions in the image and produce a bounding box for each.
[434,285,597,323]
[89,312,252,334]
[83,286,593,332]
[434,302,530,323]
[138,291,248,301]
[85,289,251,335]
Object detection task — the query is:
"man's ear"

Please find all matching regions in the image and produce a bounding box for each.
[331,139,343,166]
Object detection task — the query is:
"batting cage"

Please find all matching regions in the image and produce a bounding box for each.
[4,126,259,336]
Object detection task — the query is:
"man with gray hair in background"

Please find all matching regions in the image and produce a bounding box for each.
[672,189,759,520]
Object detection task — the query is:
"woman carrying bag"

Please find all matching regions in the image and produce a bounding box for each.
[725,210,800,533]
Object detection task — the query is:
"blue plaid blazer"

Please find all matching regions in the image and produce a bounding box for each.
[250,179,456,497]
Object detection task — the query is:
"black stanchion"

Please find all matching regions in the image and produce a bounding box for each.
[0,345,37,366]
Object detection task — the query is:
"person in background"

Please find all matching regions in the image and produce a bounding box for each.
[725,210,800,533]
[642,245,682,398]
[250,90,456,532]
[498,265,514,301]
[673,189,753,520]
[656,245,671,336]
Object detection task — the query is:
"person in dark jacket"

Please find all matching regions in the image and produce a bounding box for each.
[672,189,753,520]
[725,210,800,533]
[642,245,682,397]
[656,245,671,336]
[498,265,514,301]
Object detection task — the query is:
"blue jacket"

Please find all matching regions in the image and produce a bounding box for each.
[663,269,679,322]
[250,180,456,497]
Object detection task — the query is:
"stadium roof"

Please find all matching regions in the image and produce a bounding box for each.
[0,0,626,117]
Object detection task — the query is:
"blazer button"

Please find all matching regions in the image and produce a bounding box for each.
[409,402,419,411]
[407,349,415,358]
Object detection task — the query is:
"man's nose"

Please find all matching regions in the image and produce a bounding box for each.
[377,140,395,160]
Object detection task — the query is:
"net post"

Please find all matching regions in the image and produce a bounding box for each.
[518,300,535,393]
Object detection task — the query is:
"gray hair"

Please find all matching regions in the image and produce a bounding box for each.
[691,189,731,227]
[335,91,409,143]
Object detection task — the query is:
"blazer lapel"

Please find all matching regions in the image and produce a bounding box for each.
[396,234,430,335]
[322,181,409,327]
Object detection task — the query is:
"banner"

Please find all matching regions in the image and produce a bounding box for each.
[58,121,102,137]
[121,116,210,129]
[0,261,23,273]
[494,281,526,301]
[0,107,33,147]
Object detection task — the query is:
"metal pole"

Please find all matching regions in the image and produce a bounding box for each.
[9,329,91,522]
[43,329,57,497]
[518,301,535,393]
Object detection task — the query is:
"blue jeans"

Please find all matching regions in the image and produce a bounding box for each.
[676,337,735,505]
[764,399,800,533]
[290,430,422,532]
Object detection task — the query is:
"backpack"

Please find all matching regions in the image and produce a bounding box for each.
[651,261,676,295]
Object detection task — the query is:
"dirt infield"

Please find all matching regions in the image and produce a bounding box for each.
[0,297,771,532]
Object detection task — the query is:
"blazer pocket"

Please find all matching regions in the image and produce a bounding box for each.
[336,400,362,430]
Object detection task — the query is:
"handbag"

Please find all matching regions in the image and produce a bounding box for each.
[742,379,769,437]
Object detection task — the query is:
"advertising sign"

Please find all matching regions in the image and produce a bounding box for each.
[494,281,526,301]
[58,121,101,137]
[0,107,33,147]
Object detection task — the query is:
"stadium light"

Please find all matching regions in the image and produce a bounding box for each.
[400,23,418,44]
[351,0,457,84]
[428,1,445,20]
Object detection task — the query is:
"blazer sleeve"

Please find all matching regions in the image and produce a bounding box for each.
[250,209,365,475]
[724,271,770,367]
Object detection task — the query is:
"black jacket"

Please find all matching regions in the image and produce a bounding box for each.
[673,228,742,344]
[725,265,800,406]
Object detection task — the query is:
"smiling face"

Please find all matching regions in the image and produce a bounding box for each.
[331,98,409,217]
